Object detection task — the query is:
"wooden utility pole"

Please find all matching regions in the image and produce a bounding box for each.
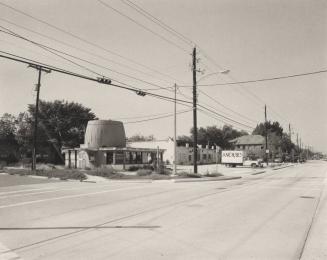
[173,83,177,175]
[30,65,51,171]
[192,47,198,173]
[289,123,292,141]
[296,133,299,162]
[265,105,268,166]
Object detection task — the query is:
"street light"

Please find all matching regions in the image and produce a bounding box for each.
[197,69,230,84]
[192,68,229,174]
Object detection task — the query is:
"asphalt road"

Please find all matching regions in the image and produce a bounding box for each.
[0,173,59,187]
[0,161,326,259]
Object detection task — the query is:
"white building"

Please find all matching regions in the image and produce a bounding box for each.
[128,138,219,165]
[62,120,164,170]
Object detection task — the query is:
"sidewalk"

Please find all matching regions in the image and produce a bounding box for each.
[176,164,264,177]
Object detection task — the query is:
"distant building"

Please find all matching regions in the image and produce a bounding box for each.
[128,138,219,165]
[230,135,265,159]
[62,120,164,170]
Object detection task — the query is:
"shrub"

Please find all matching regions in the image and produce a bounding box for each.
[186,173,202,178]
[157,168,172,175]
[89,167,116,178]
[176,171,202,178]
[128,165,140,171]
[4,168,87,181]
[203,172,223,177]
[142,165,154,171]
[137,169,152,176]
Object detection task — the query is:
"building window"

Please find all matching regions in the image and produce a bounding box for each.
[203,154,207,160]
[189,155,192,162]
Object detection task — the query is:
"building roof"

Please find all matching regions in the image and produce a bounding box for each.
[230,135,265,145]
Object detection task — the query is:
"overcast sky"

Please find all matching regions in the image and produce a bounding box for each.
[0,0,326,152]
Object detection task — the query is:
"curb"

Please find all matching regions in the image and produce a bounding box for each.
[272,164,294,171]
[173,176,242,183]
[251,170,266,175]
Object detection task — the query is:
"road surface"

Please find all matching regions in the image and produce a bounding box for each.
[0,161,326,259]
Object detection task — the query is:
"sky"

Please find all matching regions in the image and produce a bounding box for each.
[0,0,326,153]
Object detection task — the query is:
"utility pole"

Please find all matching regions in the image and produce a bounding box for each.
[265,105,268,166]
[173,83,177,175]
[296,133,299,162]
[289,123,292,141]
[192,47,198,174]
[30,65,51,171]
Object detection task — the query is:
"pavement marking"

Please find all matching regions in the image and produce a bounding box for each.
[0,187,56,196]
[0,182,142,199]
[0,185,149,209]
[299,172,327,259]
[0,241,22,260]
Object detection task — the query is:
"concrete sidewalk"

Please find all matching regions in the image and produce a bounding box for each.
[176,164,264,177]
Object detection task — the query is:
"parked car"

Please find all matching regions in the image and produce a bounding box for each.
[243,159,263,168]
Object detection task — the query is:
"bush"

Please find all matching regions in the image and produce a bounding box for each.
[176,171,202,178]
[157,168,172,175]
[4,168,87,181]
[203,172,223,177]
[89,167,116,178]
[128,165,140,171]
[128,165,154,171]
[137,169,152,176]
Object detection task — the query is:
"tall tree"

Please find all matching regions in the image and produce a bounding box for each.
[28,100,97,163]
[186,125,248,149]
[0,113,19,163]
[252,121,283,137]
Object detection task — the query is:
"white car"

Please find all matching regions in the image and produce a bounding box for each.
[243,159,263,168]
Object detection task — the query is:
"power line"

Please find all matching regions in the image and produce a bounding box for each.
[0,17,176,86]
[114,109,188,120]
[198,109,251,133]
[0,1,179,82]
[172,85,258,129]
[120,0,193,46]
[189,69,327,87]
[109,2,262,131]
[124,109,192,124]
[198,89,258,124]
[0,51,194,105]
[194,49,300,129]
[96,0,189,53]
[197,104,255,130]
[0,26,174,91]
[1,51,255,132]
[0,28,104,77]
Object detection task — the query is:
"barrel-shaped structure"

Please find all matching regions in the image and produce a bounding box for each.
[84,120,126,148]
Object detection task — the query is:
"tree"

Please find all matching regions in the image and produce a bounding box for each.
[0,113,19,163]
[252,121,283,137]
[28,100,97,163]
[184,125,248,149]
[15,112,33,157]
[280,133,295,154]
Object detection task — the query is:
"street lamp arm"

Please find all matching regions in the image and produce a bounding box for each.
[197,69,230,83]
